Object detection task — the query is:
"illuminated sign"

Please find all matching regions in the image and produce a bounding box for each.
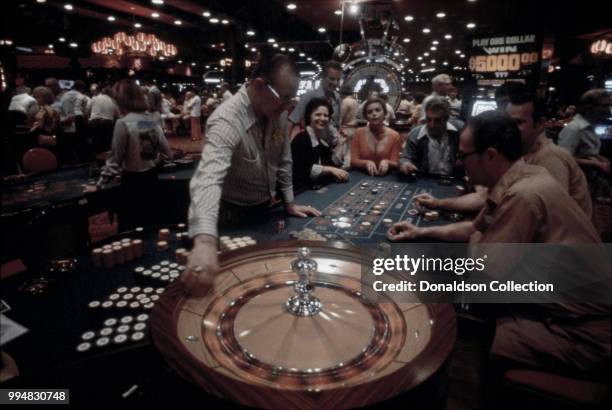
[590,39,612,57]
[468,34,541,82]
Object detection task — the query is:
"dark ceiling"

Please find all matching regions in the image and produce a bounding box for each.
[2,0,610,80]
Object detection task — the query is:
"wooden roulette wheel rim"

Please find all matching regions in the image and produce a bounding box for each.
[151,240,456,409]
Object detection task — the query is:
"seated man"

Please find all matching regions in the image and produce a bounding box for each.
[399,97,460,177]
[388,111,609,374]
[413,91,593,218]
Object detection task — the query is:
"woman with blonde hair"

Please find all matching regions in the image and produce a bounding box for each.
[350,97,402,176]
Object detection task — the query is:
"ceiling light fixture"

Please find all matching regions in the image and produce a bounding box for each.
[404,15,414,22]
[91,32,178,59]
[286,3,297,10]
[107,16,116,22]
[436,12,446,18]
[422,28,431,33]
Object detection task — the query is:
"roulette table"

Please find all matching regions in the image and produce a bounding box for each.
[1,169,465,408]
[1,165,120,265]
[1,165,118,217]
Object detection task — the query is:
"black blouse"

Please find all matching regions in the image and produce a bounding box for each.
[291,130,335,191]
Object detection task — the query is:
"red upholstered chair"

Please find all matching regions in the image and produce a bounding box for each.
[503,369,610,409]
[22,147,58,173]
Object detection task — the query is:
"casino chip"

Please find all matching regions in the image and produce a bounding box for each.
[81,331,96,341]
[95,337,110,347]
[76,342,91,352]
[99,327,113,337]
[120,316,134,324]
[131,332,146,342]
[133,323,147,332]
[113,334,128,344]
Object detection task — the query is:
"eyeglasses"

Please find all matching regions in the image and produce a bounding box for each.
[456,150,478,161]
[267,84,292,103]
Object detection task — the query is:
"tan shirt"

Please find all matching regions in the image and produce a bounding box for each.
[470,160,608,371]
[524,133,592,218]
[471,160,598,244]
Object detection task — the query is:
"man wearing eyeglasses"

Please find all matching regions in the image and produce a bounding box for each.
[388,111,609,377]
[411,91,593,218]
[388,110,598,244]
[184,54,321,296]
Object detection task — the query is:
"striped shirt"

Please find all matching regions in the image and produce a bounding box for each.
[189,85,294,238]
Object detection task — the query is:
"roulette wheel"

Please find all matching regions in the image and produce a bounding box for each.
[151,241,456,409]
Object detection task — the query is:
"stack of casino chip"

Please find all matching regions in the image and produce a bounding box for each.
[219,236,257,251]
[91,238,144,268]
[88,286,165,311]
[133,261,183,283]
[288,228,326,241]
[76,313,150,353]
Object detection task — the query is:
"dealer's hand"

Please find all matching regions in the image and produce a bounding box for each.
[286,203,322,218]
[182,235,219,296]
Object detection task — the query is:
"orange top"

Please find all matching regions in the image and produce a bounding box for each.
[351,126,402,169]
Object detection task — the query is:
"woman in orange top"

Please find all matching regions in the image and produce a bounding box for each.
[351,97,402,176]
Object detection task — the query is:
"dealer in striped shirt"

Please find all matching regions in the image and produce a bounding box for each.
[183,55,321,298]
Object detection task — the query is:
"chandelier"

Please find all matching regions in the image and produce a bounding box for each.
[91,32,178,60]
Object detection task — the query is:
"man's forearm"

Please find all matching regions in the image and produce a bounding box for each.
[436,191,486,212]
[417,221,475,242]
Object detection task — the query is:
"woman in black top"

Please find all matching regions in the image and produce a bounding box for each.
[291,98,349,191]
